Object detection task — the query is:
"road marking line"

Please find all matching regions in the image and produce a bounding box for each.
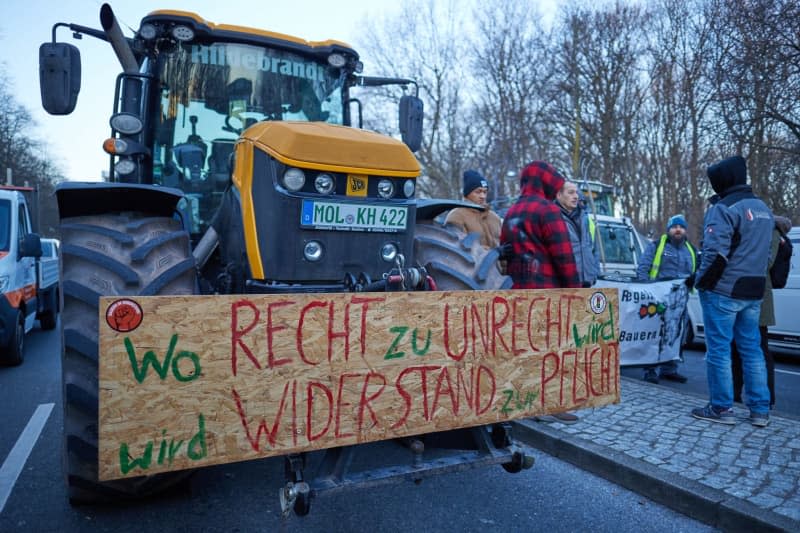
[0,403,54,513]
[776,368,800,377]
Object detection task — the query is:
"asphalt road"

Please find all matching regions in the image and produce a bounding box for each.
[0,322,721,532]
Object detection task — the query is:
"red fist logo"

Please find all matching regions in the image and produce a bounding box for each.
[105,299,143,332]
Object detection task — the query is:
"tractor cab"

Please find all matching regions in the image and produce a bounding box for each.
[39,8,423,240]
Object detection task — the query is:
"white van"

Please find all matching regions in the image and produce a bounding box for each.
[594,214,646,279]
[686,226,800,356]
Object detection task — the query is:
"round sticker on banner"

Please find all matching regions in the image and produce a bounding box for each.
[105,299,144,332]
[590,291,607,314]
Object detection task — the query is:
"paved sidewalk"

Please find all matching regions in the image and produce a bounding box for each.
[513,376,800,532]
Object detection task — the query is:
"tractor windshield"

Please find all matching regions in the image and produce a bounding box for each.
[597,221,640,266]
[149,41,346,232]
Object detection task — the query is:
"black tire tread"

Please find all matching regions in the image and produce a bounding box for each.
[62,244,141,286]
[131,230,189,263]
[59,212,196,504]
[413,221,509,291]
[58,222,135,245]
[1,311,24,366]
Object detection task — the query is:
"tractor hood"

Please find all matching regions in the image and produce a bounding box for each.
[240,121,420,177]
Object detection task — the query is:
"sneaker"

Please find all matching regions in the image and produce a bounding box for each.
[691,404,736,425]
[660,372,688,383]
[534,412,579,425]
[643,369,659,384]
[749,412,770,427]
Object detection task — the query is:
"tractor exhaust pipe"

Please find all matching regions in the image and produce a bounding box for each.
[193,226,219,270]
[100,3,138,74]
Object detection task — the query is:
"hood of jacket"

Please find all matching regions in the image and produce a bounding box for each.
[775,215,792,234]
[707,155,747,196]
[519,161,566,201]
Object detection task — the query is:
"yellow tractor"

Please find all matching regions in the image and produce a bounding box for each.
[40,4,517,513]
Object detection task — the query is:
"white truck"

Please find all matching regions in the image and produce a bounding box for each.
[686,226,800,356]
[0,186,59,365]
[576,180,649,279]
[593,213,647,279]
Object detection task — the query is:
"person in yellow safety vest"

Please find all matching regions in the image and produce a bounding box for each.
[636,214,698,384]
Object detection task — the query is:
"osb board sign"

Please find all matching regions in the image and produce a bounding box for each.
[98,288,619,481]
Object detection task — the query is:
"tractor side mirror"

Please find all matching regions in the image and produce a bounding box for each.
[399,95,423,152]
[39,42,82,115]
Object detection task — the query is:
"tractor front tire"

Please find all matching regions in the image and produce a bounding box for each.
[60,213,197,504]
[413,221,511,291]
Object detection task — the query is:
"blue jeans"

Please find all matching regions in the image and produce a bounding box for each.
[699,290,770,414]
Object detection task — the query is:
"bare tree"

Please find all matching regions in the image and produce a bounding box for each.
[469,0,557,205]
[551,3,650,220]
[638,0,716,240]
[354,0,474,199]
[707,0,800,220]
[0,69,62,234]
[350,0,799,225]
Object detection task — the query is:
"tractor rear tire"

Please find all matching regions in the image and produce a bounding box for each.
[59,213,197,504]
[413,221,511,291]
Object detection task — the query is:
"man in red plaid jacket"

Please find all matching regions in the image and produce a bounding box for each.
[500,161,581,289]
[500,161,582,424]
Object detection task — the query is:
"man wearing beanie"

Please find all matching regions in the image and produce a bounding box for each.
[636,213,698,384]
[444,169,502,248]
[692,155,773,427]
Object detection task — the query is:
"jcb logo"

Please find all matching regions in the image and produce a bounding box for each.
[347,175,368,197]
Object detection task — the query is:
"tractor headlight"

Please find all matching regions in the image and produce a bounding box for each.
[403,180,415,198]
[171,25,195,42]
[315,174,335,195]
[377,179,394,199]
[283,168,306,191]
[327,53,346,68]
[138,23,158,40]
[109,113,143,135]
[380,243,398,263]
[304,241,323,262]
[115,158,137,175]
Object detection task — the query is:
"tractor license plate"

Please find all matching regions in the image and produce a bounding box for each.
[301,200,407,232]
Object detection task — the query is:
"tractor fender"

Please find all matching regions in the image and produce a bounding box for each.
[414,198,488,223]
[56,182,185,219]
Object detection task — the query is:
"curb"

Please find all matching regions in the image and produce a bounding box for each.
[512,419,799,532]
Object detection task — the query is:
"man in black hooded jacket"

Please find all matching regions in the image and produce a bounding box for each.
[691,155,773,427]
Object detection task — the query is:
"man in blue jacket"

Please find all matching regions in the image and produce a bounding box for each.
[691,156,773,427]
[636,214,697,384]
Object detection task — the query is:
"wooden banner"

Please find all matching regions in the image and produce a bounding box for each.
[98,288,620,481]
